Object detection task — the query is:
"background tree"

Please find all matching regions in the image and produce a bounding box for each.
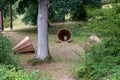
[22,4,38,25]
[36,0,50,60]
[85,0,102,8]
[0,10,4,31]
[68,0,86,21]
[0,0,17,30]
[16,0,50,60]
[0,0,6,31]
[49,0,69,22]
[8,0,17,30]
[22,0,69,24]
[21,0,102,25]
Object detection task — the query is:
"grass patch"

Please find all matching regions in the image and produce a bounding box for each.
[28,56,53,65]
[0,64,51,80]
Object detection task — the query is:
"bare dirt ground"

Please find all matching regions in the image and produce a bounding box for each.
[4,31,85,80]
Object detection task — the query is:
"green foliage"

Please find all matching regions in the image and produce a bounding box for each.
[0,35,51,80]
[49,0,69,22]
[16,0,37,14]
[0,65,43,80]
[2,1,18,28]
[74,3,120,80]
[28,58,42,65]
[102,0,111,4]
[0,36,20,68]
[75,42,120,80]
[0,0,6,10]
[12,1,18,19]
[48,23,83,35]
[22,4,37,25]
[85,0,102,8]
[3,17,10,28]
[68,0,101,21]
[0,36,12,64]
[69,0,87,21]
[1,0,18,17]
[83,4,120,37]
[20,0,102,24]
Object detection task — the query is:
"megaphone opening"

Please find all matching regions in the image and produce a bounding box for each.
[57,29,72,42]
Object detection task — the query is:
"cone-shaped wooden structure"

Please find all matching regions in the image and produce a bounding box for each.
[57,28,72,43]
[13,36,35,53]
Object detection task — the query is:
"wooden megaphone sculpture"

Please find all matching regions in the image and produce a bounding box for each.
[57,28,72,43]
[13,36,35,53]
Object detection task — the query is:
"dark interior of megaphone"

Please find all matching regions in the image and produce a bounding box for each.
[57,29,72,42]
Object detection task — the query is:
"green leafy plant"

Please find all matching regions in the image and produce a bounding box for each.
[74,3,120,80]
[0,36,12,64]
[0,36,21,69]
[0,64,50,80]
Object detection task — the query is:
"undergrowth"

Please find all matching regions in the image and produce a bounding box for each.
[0,64,51,80]
[74,3,120,80]
[0,64,38,80]
[0,35,21,69]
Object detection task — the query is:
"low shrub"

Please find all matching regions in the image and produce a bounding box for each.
[0,35,21,69]
[0,35,12,64]
[74,42,120,80]
[74,3,120,80]
[0,64,45,80]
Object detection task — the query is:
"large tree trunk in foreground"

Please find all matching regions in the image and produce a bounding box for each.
[9,3,13,30]
[0,11,4,31]
[36,0,50,60]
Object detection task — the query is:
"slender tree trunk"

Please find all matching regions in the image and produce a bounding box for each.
[0,10,4,31]
[9,3,13,30]
[36,0,50,60]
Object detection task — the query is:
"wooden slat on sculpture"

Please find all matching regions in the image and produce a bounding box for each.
[13,36,35,53]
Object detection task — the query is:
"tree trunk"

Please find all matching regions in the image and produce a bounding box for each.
[36,0,50,60]
[0,10,4,31]
[9,3,13,30]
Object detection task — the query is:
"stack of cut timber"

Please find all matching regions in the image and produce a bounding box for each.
[13,36,35,53]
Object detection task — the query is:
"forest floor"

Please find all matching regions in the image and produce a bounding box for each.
[4,25,85,80]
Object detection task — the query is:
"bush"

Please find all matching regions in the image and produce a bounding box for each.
[83,4,120,37]
[0,35,20,69]
[74,4,120,80]
[0,36,12,64]
[0,65,44,80]
[75,42,120,80]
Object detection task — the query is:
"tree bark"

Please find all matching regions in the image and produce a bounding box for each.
[0,10,4,31]
[36,0,50,60]
[9,3,13,30]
